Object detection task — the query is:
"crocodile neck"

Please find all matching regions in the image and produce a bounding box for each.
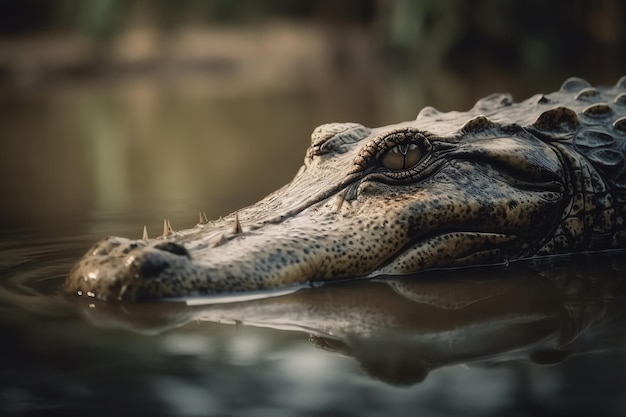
[537,140,625,255]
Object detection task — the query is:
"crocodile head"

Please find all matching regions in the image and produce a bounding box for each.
[65,77,626,301]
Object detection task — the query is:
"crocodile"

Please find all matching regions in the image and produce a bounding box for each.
[65,76,626,301]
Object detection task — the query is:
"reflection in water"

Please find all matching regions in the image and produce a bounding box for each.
[74,252,626,387]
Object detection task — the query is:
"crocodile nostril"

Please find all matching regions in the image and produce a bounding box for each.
[139,253,170,278]
[154,241,191,258]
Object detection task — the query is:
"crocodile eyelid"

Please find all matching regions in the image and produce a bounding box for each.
[350,128,430,174]
[377,129,429,155]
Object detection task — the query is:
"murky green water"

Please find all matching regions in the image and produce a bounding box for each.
[2,74,626,416]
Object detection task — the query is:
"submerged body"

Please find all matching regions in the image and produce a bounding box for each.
[66,77,626,301]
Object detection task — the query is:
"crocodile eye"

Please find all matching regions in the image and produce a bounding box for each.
[381,143,422,170]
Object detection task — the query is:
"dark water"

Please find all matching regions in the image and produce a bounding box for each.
[3,230,626,417]
[2,73,626,417]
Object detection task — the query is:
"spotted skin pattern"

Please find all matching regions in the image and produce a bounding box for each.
[66,77,626,301]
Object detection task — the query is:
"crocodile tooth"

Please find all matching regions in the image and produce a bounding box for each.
[162,218,174,238]
[142,225,149,240]
[232,214,242,235]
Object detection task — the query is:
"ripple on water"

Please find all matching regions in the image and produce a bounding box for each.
[0,235,81,319]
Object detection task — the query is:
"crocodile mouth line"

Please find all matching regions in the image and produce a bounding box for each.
[370,231,520,277]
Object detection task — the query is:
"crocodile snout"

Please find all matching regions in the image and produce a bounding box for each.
[66,237,195,301]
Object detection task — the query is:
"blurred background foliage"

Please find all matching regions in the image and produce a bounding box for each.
[0,0,623,81]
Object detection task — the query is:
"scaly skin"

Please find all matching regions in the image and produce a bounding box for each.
[65,77,626,301]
